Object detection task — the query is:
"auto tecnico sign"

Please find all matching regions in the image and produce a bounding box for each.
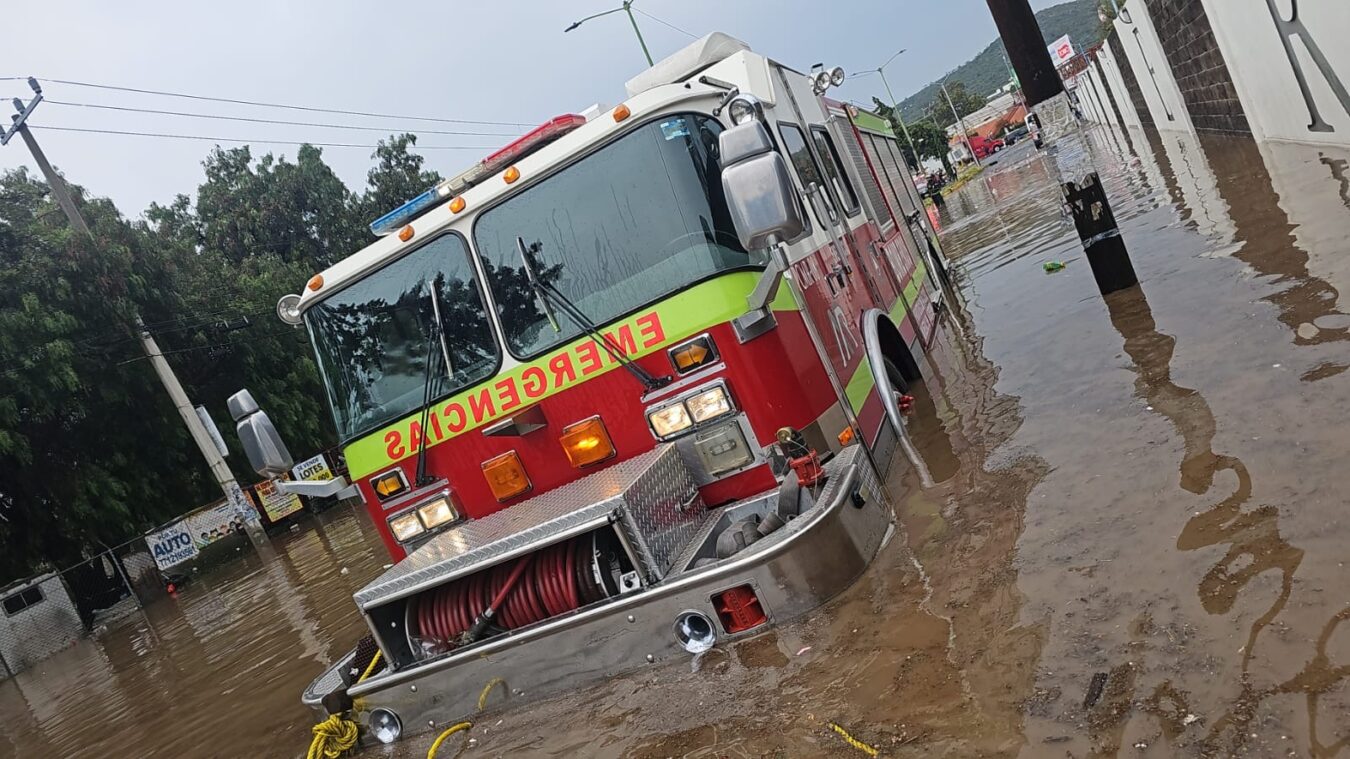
[148,523,198,570]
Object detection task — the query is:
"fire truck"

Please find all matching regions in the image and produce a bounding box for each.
[230,32,947,748]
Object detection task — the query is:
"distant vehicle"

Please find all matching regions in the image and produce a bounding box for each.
[967,135,1005,159]
[913,173,928,194]
[1004,126,1030,145]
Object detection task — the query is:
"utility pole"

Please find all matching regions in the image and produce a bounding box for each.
[941,81,981,168]
[4,78,267,545]
[982,1,1137,295]
[858,49,922,171]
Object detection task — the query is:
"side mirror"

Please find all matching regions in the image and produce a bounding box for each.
[718,121,805,250]
[228,389,294,478]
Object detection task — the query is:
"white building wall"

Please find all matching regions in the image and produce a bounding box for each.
[1199,0,1350,145]
[1099,44,1144,130]
[1112,12,1195,133]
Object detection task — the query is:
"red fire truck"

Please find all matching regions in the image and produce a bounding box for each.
[232,32,948,749]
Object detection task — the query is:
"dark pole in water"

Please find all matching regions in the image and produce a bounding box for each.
[983,0,1138,295]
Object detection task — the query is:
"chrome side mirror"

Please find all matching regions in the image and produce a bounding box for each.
[228,389,294,477]
[718,121,805,250]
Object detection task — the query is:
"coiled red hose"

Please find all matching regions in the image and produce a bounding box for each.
[414,537,583,647]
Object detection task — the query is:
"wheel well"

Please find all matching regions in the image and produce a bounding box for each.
[875,316,921,383]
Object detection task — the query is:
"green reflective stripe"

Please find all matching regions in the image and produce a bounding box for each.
[343,271,798,480]
[845,263,929,413]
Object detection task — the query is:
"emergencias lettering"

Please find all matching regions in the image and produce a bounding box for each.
[383,312,665,460]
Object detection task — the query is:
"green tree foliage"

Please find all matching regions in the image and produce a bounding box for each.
[924,82,988,128]
[0,135,439,582]
[895,0,1107,123]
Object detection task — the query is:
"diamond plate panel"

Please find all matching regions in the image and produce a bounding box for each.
[612,441,705,581]
[354,445,694,609]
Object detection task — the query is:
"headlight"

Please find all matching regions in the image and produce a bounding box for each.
[368,708,402,744]
[416,495,457,529]
[685,386,733,423]
[388,511,425,543]
[648,403,693,438]
[693,420,754,475]
[727,97,759,125]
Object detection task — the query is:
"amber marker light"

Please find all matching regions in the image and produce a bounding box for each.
[449,196,466,213]
[612,104,631,122]
[398,225,415,241]
[560,417,616,468]
[503,166,521,184]
[482,451,531,501]
[307,274,324,291]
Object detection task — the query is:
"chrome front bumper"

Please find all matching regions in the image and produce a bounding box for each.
[303,444,890,743]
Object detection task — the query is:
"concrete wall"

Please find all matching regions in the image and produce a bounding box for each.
[1112,10,1195,132]
[1108,31,1154,129]
[1200,0,1350,144]
[1141,0,1250,134]
[1100,42,1145,130]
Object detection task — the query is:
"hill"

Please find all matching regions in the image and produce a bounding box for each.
[896,0,1105,123]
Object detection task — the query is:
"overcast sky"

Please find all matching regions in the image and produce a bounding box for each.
[3,0,1064,217]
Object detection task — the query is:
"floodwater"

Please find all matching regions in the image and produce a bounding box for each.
[6,123,1350,758]
[0,506,391,758]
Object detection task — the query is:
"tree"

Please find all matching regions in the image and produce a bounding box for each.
[354,134,443,226]
[924,81,987,129]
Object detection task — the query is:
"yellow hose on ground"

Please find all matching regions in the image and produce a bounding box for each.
[827,721,879,757]
[477,677,504,711]
[307,713,359,759]
[426,721,473,759]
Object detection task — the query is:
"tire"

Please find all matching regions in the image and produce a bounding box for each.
[882,356,910,396]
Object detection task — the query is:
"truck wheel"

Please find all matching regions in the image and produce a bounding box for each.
[884,356,910,396]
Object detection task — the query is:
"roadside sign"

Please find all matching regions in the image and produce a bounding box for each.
[292,453,333,482]
[147,523,199,570]
[1048,35,1075,69]
[253,477,304,522]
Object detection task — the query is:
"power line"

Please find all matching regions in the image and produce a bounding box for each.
[43,99,523,138]
[28,124,500,150]
[37,77,536,128]
[632,8,698,39]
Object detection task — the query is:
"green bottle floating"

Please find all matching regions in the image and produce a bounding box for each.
[1043,261,1066,273]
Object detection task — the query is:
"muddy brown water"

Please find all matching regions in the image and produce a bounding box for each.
[6,126,1350,758]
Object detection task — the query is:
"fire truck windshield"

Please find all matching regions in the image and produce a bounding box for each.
[474,112,763,359]
[305,233,498,440]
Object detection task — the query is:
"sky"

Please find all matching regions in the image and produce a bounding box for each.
[2,0,1063,217]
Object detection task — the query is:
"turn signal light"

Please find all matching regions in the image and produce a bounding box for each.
[713,585,767,634]
[370,469,409,501]
[482,451,531,502]
[668,335,717,375]
[559,417,615,468]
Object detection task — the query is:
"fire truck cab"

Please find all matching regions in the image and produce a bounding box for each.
[239,32,947,748]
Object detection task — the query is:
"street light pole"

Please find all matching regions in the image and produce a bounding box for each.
[875,69,921,170]
[941,81,981,167]
[566,0,654,66]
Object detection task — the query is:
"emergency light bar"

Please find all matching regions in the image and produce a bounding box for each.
[370,114,588,236]
[369,184,452,237]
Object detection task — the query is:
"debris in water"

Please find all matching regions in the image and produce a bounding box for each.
[340,567,349,575]
[1183,713,1200,726]
[1043,261,1066,273]
[796,646,813,656]
[1083,671,1108,708]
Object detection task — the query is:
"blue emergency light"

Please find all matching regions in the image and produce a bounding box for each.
[369,185,449,237]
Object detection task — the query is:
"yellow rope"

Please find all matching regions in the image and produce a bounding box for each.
[426,721,473,759]
[306,713,359,759]
[827,721,879,757]
[357,650,382,684]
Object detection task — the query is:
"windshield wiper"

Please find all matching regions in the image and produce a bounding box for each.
[515,237,670,393]
[414,282,449,487]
